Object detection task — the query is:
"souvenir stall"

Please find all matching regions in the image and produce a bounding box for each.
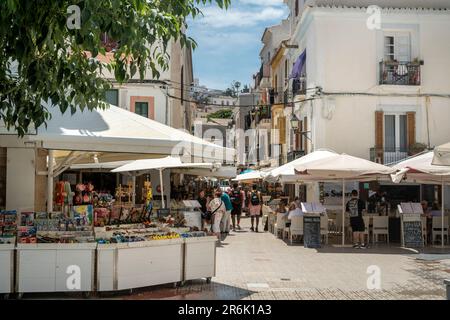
[1,104,235,296]
[0,210,16,297]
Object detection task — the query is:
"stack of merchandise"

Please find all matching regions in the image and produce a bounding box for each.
[34,211,95,243]
[18,212,37,243]
[0,210,17,244]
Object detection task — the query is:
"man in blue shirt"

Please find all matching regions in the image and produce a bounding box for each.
[220,188,233,234]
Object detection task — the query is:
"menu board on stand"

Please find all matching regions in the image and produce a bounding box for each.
[301,203,326,249]
[398,202,424,248]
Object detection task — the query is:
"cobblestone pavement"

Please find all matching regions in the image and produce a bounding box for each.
[20,217,450,300]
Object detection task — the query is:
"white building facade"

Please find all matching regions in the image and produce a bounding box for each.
[283,0,450,202]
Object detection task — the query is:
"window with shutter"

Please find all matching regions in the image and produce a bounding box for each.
[279,116,286,144]
[407,112,416,147]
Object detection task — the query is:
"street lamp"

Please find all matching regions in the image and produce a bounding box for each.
[290,113,300,131]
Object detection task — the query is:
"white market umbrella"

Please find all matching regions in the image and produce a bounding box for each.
[232,169,267,183]
[265,149,338,183]
[433,142,450,166]
[293,153,395,245]
[112,156,214,208]
[392,151,450,247]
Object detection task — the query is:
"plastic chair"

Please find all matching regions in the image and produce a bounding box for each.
[288,216,303,244]
[320,215,329,245]
[432,216,449,245]
[372,216,389,244]
[275,212,287,239]
[362,216,371,244]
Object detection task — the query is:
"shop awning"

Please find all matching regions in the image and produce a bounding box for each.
[289,50,306,79]
[27,104,235,162]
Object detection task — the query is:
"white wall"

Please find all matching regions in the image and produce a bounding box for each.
[6,148,35,212]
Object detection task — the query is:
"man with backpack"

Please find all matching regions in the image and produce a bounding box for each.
[248,184,262,232]
[230,183,243,231]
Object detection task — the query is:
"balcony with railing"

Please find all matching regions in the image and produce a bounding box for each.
[379,61,422,86]
[287,150,306,163]
[292,77,307,96]
[370,146,427,165]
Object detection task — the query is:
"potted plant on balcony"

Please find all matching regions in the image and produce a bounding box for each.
[408,142,428,156]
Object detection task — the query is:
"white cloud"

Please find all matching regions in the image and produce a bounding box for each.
[197,6,286,28]
[238,0,285,6]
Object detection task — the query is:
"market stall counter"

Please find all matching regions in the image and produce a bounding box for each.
[183,235,217,284]
[15,243,97,296]
[97,238,184,291]
[0,242,15,297]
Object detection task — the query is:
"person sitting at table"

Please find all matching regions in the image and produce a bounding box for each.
[288,201,303,220]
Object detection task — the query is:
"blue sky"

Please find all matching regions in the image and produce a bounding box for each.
[187,0,288,90]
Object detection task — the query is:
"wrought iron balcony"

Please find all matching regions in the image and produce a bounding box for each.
[370,147,415,165]
[287,150,306,163]
[379,61,422,86]
[292,77,306,96]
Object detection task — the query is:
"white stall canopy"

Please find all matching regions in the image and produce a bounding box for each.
[112,156,215,208]
[433,142,450,166]
[28,104,235,162]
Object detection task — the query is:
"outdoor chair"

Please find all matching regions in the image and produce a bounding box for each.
[362,216,371,245]
[275,213,287,239]
[289,216,303,245]
[320,215,329,245]
[372,216,389,244]
[432,216,449,245]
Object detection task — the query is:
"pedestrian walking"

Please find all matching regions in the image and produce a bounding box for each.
[248,184,262,232]
[220,188,233,234]
[230,183,243,231]
[209,190,226,242]
[346,189,367,249]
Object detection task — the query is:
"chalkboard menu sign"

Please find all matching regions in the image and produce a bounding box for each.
[303,216,321,248]
[402,219,423,248]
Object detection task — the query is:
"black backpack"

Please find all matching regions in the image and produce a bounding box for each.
[230,189,242,206]
[250,192,260,206]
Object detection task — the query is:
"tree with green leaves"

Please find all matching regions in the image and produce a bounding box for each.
[0,0,230,136]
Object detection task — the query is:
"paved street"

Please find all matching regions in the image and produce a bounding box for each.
[114,217,450,300]
[18,217,450,300]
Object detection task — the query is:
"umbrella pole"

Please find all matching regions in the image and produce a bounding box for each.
[342,178,346,246]
[160,168,165,209]
[442,180,445,248]
[132,174,136,206]
[47,149,54,213]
